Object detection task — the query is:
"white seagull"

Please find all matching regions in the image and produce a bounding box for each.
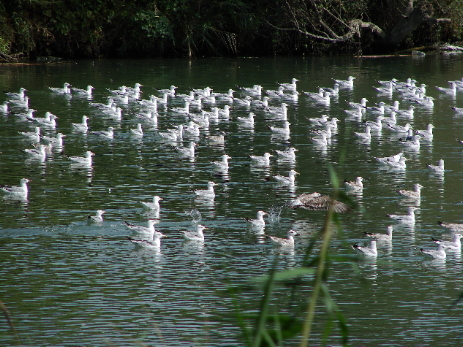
[124,219,160,238]
[364,225,393,242]
[88,210,105,223]
[437,221,463,232]
[128,231,165,249]
[49,82,72,94]
[344,176,364,192]
[333,76,355,88]
[91,127,114,139]
[1,178,30,199]
[72,115,89,133]
[245,210,268,229]
[374,152,403,165]
[141,196,163,211]
[431,234,462,251]
[397,183,423,199]
[354,126,371,142]
[387,206,417,224]
[414,124,434,140]
[130,123,144,137]
[23,144,47,161]
[250,152,273,166]
[195,181,217,199]
[352,240,377,257]
[275,147,298,161]
[427,159,444,173]
[73,85,94,97]
[69,151,95,166]
[273,169,298,185]
[420,245,447,259]
[213,154,231,172]
[268,229,300,247]
[180,224,208,242]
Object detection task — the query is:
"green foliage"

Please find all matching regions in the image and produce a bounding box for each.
[0,0,461,58]
[228,167,353,346]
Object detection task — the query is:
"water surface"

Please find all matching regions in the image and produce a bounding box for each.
[1,55,463,346]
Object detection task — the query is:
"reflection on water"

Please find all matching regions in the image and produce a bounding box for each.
[1,55,463,345]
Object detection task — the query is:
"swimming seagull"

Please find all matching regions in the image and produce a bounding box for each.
[72,115,89,133]
[68,151,95,166]
[124,219,160,237]
[414,124,434,140]
[180,224,208,242]
[374,81,394,94]
[431,233,462,251]
[333,76,355,88]
[268,229,299,247]
[5,87,27,100]
[28,112,58,128]
[245,210,268,229]
[347,97,368,110]
[311,133,329,147]
[287,192,351,213]
[240,84,262,96]
[49,82,72,94]
[435,81,457,95]
[73,85,94,97]
[273,169,298,185]
[374,152,404,165]
[395,105,415,118]
[399,135,421,151]
[307,114,329,126]
[0,178,30,199]
[213,154,231,172]
[366,101,385,115]
[249,152,273,166]
[437,221,463,232]
[19,127,41,142]
[88,210,105,223]
[42,133,66,149]
[420,245,447,259]
[173,142,196,158]
[279,78,299,92]
[0,101,8,113]
[354,126,371,142]
[22,144,47,161]
[451,106,463,115]
[427,159,444,173]
[194,181,217,199]
[274,147,298,161]
[130,123,144,137]
[386,122,412,133]
[364,225,393,242]
[344,176,364,192]
[141,196,163,211]
[128,230,165,249]
[387,206,417,224]
[352,240,377,257]
[268,121,291,135]
[236,112,255,127]
[91,127,114,139]
[397,183,423,199]
[364,116,384,131]
[385,156,407,170]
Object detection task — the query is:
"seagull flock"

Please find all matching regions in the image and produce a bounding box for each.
[1,73,463,260]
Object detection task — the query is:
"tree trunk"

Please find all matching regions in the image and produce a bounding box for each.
[386,0,450,45]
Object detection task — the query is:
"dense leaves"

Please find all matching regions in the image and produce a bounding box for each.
[0,0,462,59]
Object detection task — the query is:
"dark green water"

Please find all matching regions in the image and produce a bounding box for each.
[1,55,463,346]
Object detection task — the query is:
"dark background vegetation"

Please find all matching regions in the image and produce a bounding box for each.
[0,0,462,59]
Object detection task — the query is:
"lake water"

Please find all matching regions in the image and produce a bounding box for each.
[1,54,463,346]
